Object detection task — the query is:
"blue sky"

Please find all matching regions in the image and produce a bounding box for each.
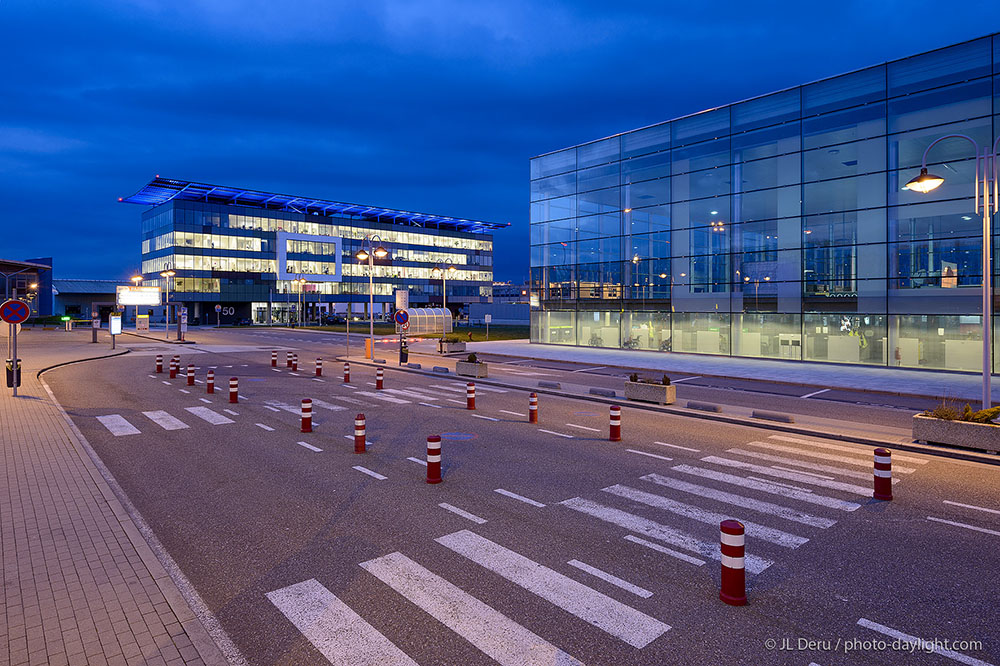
[1,1,997,281]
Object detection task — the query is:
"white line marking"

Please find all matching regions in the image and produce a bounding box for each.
[148,374,156,378]
[641,473,836,528]
[438,503,487,524]
[271,368,281,372]
[566,559,652,598]
[312,378,325,382]
[674,464,859,511]
[419,402,443,409]
[184,407,234,425]
[407,456,428,467]
[669,375,701,383]
[436,530,669,648]
[199,398,212,404]
[223,409,239,416]
[297,441,323,452]
[266,579,417,666]
[142,411,189,431]
[602,485,808,548]
[799,388,830,399]
[499,410,526,417]
[570,365,606,373]
[926,517,1000,537]
[194,379,204,384]
[326,395,368,406]
[353,466,387,480]
[264,405,282,412]
[655,441,700,452]
[701,456,872,496]
[494,489,546,507]
[356,391,410,404]
[560,497,774,574]
[161,380,171,385]
[255,424,275,431]
[770,465,836,480]
[472,414,499,422]
[429,384,466,393]
[623,535,707,566]
[747,476,814,493]
[626,449,673,461]
[360,552,583,666]
[770,435,929,464]
[857,618,994,666]
[386,389,438,401]
[745,440,916,473]
[943,500,1000,516]
[538,429,573,439]
[178,389,190,394]
[470,385,507,394]
[310,399,347,412]
[446,398,466,405]
[566,423,600,432]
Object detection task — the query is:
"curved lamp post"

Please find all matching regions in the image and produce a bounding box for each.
[356,236,388,360]
[905,134,999,409]
[431,259,456,339]
[159,265,175,340]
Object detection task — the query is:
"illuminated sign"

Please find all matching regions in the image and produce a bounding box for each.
[109,315,122,335]
[116,285,162,306]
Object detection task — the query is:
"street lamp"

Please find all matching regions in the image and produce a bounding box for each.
[159,265,175,340]
[905,133,999,409]
[431,259,457,339]
[744,275,771,311]
[131,274,142,326]
[294,276,307,327]
[356,235,388,360]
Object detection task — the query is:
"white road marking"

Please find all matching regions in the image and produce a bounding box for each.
[353,466,387,480]
[673,464,860,511]
[419,402,443,409]
[943,500,1000,516]
[194,379,204,384]
[310,399,347,412]
[255,424,275,432]
[733,447,897,481]
[641,473,836,528]
[702,456,872,496]
[499,410,526,417]
[178,389,190,394]
[406,456,428,467]
[142,411,188,431]
[747,476,814,493]
[668,376,701,383]
[560,497,774,574]
[770,435,929,464]
[326,395,369,406]
[312,378,325,383]
[271,368,281,372]
[566,559,652,598]
[439,503,487,524]
[429,384,468,393]
[446,398,466,405]
[472,414,499,422]
[360,552,583,666]
[770,465,836,480]
[386,389,438,401]
[655,441,700,452]
[436,530,670,648]
[799,388,830,399]
[356,391,410,404]
[266,579,417,666]
[199,398,212,404]
[161,380,171,385]
[623,535,707,566]
[745,440,916,473]
[566,423,600,432]
[494,489,546,507]
[297,441,323,452]
[538,429,573,438]
[926,517,1000,537]
[570,366,606,373]
[602,485,808,548]
[147,374,156,378]
[857,618,994,666]
[184,407,235,425]
[626,449,673,461]
[470,385,507,394]
[223,409,239,416]
[97,414,139,437]
[263,404,286,413]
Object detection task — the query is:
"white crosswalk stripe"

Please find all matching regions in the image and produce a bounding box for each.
[769,435,929,464]
[435,530,669,648]
[310,399,347,412]
[701,456,872,496]
[384,389,437,401]
[746,440,916,473]
[96,414,141,436]
[326,395,375,407]
[184,407,235,425]
[142,411,189,431]
[360,552,583,666]
[671,464,861,511]
[726,448,900,483]
[355,391,410,404]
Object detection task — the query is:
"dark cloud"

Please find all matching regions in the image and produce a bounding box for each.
[0,0,996,281]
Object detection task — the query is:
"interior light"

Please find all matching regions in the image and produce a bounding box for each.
[764,276,771,281]
[905,167,945,193]
[623,208,632,213]
[962,216,972,221]
[710,210,719,215]
[659,273,667,278]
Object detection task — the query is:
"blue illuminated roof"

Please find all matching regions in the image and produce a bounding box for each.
[120,177,508,234]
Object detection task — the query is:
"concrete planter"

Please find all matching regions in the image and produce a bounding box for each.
[438,340,466,354]
[912,414,1000,453]
[455,361,488,378]
[624,381,676,405]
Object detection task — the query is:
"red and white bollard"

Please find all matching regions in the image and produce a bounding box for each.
[301,399,312,433]
[271,350,277,367]
[155,355,163,373]
[466,382,476,410]
[426,435,442,484]
[719,519,747,606]
[169,358,178,379]
[376,367,384,390]
[315,357,323,377]
[343,362,350,383]
[187,364,195,386]
[528,393,538,423]
[354,413,366,453]
[206,370,215,394]
[229,378,238,404]
[609,405,622,441]
[286,351,293,368]
[873,448,893,501]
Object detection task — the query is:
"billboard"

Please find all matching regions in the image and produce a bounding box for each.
[117,285,162,306]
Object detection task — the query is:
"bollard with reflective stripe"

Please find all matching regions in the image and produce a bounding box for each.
[466,382,477,410]
[301,399,313,433]
[286,351,293,368]
[376,367,384,390]
[528,393,538,423]
[343,362,350,383]
[719,519,747,606]
[169,358,178,379]
[316,357,323,377]
[873,448,893,501]
[187,364,195,386]
[271,350,277,367]
[229,378,239,403]
[609,405,622,441]
[292,354,298,372]
[206,370,215,394]
[155,355,163,373]
[354,413,366,453]
[426,435,442,484]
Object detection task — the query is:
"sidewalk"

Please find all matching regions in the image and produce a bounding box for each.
[1,328,228,666]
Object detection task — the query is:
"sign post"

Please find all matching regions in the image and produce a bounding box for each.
[485,313,491,341]
[109,314,122,350]
[215,304,222,328]
[179,307,188,342]
[2,299,31,397]
[91,311,99,343]
[394,310,410,366]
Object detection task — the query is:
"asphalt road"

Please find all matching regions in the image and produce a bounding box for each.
[46,328,1000,665]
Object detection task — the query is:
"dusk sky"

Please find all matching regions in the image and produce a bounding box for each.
[2,1,997,282]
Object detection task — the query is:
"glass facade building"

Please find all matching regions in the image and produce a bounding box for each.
[530,34,1000,373]
[126,178,505,325]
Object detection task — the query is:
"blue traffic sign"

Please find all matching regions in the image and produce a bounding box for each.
[0,300,30,325]
[393,310,409,325]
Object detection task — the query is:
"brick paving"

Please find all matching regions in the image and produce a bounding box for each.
[1,329,227,666]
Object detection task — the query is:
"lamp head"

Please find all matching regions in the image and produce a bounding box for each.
[356,249,370,262]
[373,245,388,258]
[905,167,945,193]
[131,275,142,284]
[447,265,456,273]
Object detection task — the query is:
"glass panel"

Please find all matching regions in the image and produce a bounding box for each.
[530,172,575,202]
[577,163,619,193]
[803,66,886,115]
[623,153,670,184]
[889,117,992,170]
[888,79,992,134]
[671,312,731,355]
[803,138,886,182]
[623,178,670,209]
[671,138,731,175]
[672,196,730,231]
[578,261,623,300]
[889,314,983,371]
[732,90,800,132]
[622,311,671,351]
[531,149,576,180]
[577,310,621,348]
[732,123,801,162]
[532,310,576,344]
[672,108,730,146]
[888,37,992,98]
[735,154,801,191]
[803,173,886,214]
[803,313,887,365]
[623,123,670,158]
[578,136,621,168]
[732,313,802,359]
[627,206,671,234]
[530,195,575,223]
[577,213,621,239]
[734,186,800,222]
[577,187,621,215]
[802,104,886,149]
[672,167,730,201]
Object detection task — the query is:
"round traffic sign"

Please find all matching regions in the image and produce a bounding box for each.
[393,310,409,325]
[215,304,222,312]
[401,321,410,331]
[0,299,30,325]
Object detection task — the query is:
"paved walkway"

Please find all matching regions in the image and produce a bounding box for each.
[1,328,227,666]
[465,339,1000,403]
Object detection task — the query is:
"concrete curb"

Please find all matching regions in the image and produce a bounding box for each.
[34,348,131,378]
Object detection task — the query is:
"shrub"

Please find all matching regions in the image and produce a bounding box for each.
[628,372,639,383]
[662,374,671,386]
[922,401,1000,424]
[467,353,478,364]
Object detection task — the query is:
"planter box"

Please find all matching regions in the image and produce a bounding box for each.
[624,381,676,405]
[456,361,488,378]
[912,414,1000,453]
[438,340,466,354]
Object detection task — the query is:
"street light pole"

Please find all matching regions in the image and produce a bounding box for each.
[356,235,388,361]
[432,259,456,341]
[159,265,175,340]
[906,134,999,409]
